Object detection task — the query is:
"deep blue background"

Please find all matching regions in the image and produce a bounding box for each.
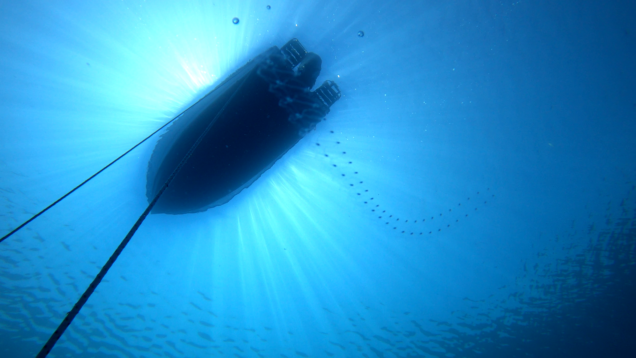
[1,1,635,357]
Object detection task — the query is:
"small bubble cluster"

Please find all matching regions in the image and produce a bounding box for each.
[316,130,495,237]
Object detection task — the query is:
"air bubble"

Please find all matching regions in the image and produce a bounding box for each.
[266,5,271,10]
[358,31,365,37]
[232,17,240,24]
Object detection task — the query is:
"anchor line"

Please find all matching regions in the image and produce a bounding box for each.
[0,92,216,244]
[35,76,250,357]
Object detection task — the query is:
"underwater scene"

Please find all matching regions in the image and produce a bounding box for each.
[1,1,635,357]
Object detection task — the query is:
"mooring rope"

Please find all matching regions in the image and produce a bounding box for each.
[0,92,221,244]
[34,76,249,357]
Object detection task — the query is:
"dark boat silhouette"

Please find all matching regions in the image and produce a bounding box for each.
[146,38,341,214]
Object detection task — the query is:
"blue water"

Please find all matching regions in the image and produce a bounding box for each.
[1,1,635,357]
